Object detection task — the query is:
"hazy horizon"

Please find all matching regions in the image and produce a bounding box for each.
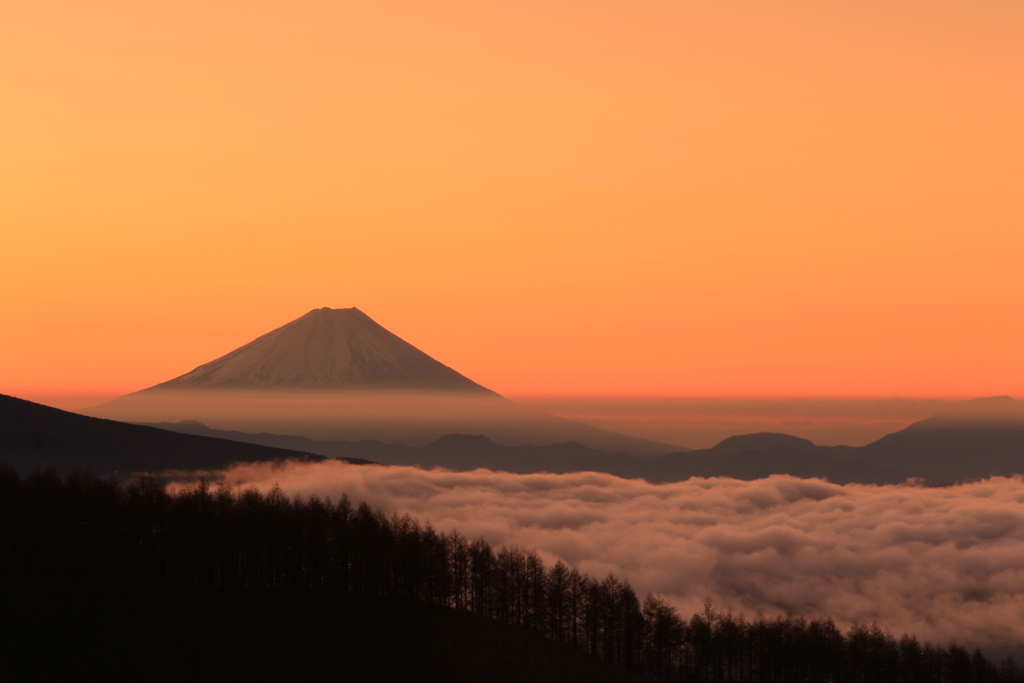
[11,390,1017,449]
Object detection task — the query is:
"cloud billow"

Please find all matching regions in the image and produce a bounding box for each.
[182,461,1024,654]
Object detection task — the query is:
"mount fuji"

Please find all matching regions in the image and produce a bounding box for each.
[87,308,678,455]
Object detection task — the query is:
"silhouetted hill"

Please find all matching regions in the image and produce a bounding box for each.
[428,433,503,450]
[854,413,1024,484]
[648,401,1024,484]
[646,399,1024,484]
[0,394,361,476]
[709,432,818,455]
[88,308,681,456]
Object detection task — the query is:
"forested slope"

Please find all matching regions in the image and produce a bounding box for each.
[1,466,1018,682]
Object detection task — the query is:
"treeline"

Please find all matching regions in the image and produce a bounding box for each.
[1,465,1020,683]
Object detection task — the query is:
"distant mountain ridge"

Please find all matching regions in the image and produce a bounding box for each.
[6,392,1024,484]
[709,433,817,455]
[147,400,1024,485]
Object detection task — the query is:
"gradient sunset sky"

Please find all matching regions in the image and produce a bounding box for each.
[2,1,1022,399]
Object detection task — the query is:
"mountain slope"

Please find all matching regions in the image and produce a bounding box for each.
[0,394,355,475]
[149,307,490,392]
[854,412,1024,484]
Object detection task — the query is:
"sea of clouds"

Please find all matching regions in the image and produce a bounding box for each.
[176,461,1024,654]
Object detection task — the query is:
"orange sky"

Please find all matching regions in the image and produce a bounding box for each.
[2,1,1023,399]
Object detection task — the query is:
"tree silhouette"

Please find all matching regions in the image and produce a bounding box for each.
[1,463,1017,683]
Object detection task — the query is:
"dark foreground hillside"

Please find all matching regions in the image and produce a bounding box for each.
[2,467,1020,682]
[0,466,644,682]
[4,591,644,682]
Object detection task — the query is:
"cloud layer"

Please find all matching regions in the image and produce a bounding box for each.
[178,461,1024,653]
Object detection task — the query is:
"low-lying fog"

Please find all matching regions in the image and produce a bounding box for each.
[88,391,559,444]
[83,390,683,454]
[83,392,1015,449]
[171,460,1024,655]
